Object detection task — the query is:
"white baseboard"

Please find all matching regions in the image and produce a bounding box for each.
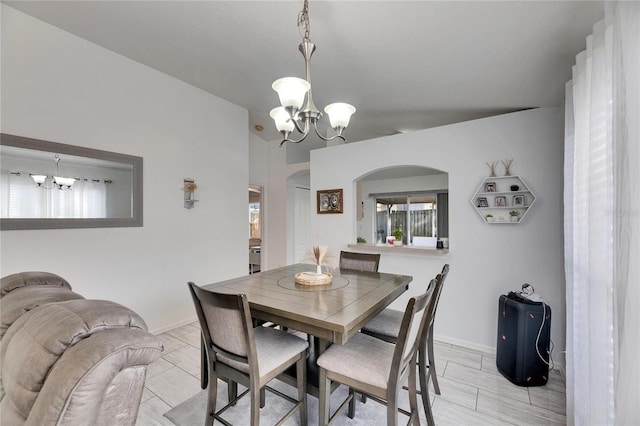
[150,316,198,335]
[434,334,496,356]
[435,334,567,376]
[556,359,566,380]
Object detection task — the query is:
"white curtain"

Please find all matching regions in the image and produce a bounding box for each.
[564,2,639,425]
[50,179,107,218]
[1,173,107,218]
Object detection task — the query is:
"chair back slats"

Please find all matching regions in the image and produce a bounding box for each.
[431,264,449,321]
[188,283,256,366]
[202,303,248,358]
[392,281,436,377]
[339,251,381,272]
[403,279,436,360]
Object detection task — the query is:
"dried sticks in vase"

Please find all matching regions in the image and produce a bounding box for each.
[486,161,498,177]
[486,159,514,176]
[501,159,513,176]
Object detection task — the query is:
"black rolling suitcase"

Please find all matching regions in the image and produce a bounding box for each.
[496,293,551,386]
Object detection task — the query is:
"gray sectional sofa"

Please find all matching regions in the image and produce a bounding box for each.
[0,272,163,425]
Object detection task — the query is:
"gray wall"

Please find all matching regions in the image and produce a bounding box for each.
[1,5,249,333]
[309,107,565,354]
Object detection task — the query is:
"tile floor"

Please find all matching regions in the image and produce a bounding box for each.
[136,322,566,425]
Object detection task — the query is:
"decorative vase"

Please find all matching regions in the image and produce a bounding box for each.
[393,240,403,247]
[316,264,322,275]
[510,216,519,222]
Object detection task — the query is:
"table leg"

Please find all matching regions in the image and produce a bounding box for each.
[316,337,330,354]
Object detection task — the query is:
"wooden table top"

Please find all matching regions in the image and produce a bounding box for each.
[202,263,412,345]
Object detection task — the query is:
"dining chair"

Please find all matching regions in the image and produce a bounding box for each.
[317,283,436,426]
[361,264,450,416]
[188,282,309,426]
[339,251,381,272]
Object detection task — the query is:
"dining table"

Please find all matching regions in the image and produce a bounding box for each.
[200,263,413,395]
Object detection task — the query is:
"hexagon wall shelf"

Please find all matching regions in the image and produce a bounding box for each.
[471,176,536,224]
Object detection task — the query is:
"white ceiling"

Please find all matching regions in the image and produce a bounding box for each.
[4,1,603,144]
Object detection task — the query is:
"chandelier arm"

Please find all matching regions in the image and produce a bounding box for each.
[279,127,311,147]
[290,116,308,135]
[312,122,346,142]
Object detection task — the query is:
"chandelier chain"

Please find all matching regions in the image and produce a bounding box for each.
[297,0,310,41]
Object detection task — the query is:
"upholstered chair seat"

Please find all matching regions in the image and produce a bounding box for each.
[215,326,308,378]
[362,309,404,339]
[317,333,395,389]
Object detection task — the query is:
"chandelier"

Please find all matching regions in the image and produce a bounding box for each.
[30,154,76,190]
[270,0,356,146]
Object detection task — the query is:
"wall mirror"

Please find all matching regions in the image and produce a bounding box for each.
[1,133,143,230]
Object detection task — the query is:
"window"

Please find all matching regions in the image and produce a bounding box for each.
[249,202,260,239]
[374,192,448,245]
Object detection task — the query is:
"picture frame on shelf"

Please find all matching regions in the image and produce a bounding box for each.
[477,197,489,207]
[317,188,343,214]
[495,196,507,207]
[485,182,496,192]
[513,195,525,206]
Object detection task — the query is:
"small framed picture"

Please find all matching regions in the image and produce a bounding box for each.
[485,182,496,192]
[477,197,489,207]
[513,195,525,206]
[495,196,507,207]
[317,189,343,214]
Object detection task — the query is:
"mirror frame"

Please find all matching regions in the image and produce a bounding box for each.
[1,133,143,230]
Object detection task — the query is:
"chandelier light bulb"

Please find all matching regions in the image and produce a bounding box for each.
[30,174,47,186]
[272,77,310,110]
[270,107,295,133]
[53,176,76,189]
[324,103,356,130]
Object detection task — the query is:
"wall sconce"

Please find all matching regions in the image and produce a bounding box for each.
[183,178,198,209]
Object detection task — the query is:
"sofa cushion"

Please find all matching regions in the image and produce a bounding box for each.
[1,272,72,297]
[0,299,149,421]
[0,285,84,340]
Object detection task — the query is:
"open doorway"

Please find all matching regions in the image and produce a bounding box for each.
[249,185,262,273]
[286,170,310,265]
[293,186,310,263]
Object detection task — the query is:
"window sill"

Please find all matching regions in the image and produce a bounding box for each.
[347,243,449,255]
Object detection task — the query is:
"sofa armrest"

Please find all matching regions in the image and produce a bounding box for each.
[27,328,163,425]
[1,299,158,424]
